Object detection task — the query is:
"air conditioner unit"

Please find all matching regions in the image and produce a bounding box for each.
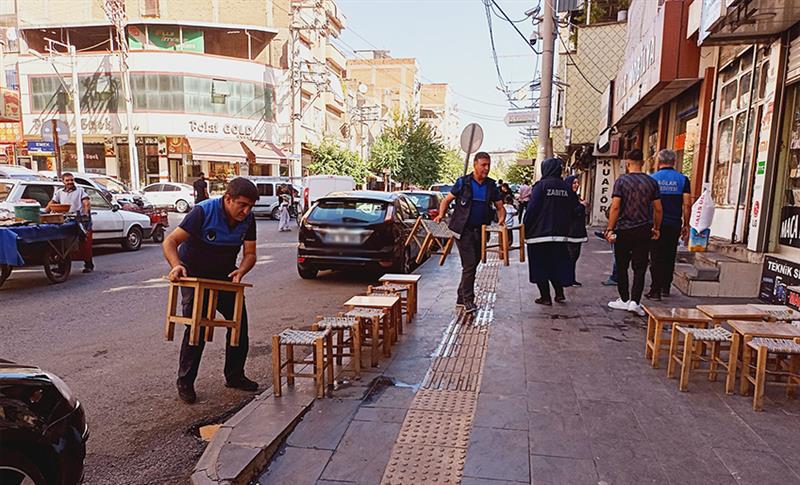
[593,133,621,158]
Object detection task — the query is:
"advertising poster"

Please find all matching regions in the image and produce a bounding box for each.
[759,256,800,305]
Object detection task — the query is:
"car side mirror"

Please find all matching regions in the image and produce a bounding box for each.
[112,204,120,212]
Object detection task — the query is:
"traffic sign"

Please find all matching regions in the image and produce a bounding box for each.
[460,123,483,154]
[40,119,70,146]
[504,109,538,127]
[27,140,55,154]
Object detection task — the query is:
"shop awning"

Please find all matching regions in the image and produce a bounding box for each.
[186,137,246,164]
[240,140,286,164]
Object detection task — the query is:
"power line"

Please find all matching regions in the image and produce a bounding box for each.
[487,0,541,55]
[556,27,603,94]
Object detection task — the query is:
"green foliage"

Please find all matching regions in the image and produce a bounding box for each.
[503,139,538,185]
[307,138,367,181]
[368,135,403,175]
[377,111,447,187]
[440,148,465,183]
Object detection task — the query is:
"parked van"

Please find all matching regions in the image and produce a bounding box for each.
[246,176,299,219]
[302,175,356,212]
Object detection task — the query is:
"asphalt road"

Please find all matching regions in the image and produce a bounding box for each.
[0,214,377,484]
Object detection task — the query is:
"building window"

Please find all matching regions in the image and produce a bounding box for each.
[141,0,160,17]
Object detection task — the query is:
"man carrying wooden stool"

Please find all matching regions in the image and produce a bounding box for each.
[163,178,259,404]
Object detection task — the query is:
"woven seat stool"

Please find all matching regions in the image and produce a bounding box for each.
[368,284,407,333]
[312,314,362,379]
[668,325,733,391]
[643,307,711,368]
[272,328,333,398]
[344,307,390,366]
[743,337,800,411]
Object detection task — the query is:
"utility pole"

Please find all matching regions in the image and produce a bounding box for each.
[536,0,555,177]
[68,45,84,173]
[289,2,303,180]
[103,0,140,190]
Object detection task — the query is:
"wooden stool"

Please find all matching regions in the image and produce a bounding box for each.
[165,277,252,346]
[345,307,390,365]
[406,218,458,265]
[643,307,711,368]
[744,337,800,411]
[667,325,732,391]
[368,284,408,330]
[379,274,421,319]
[312,315,362,379]
[272,328,333,398]
[481,224,508,265]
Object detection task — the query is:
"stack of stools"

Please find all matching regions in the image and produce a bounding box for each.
[367,284,410,333]
[312,314,362,380]
[345,307,391,364]
[272,328,333,398]
[667,325,733,391]
[744,336,800,410]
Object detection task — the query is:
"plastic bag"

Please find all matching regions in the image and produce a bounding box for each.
[690,183,715,232]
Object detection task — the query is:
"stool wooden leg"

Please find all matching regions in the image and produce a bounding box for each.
[315,338,325,398]
[286,344,295,386]
[417,233,433,264]
[395,301,403,336]
[753,345,768,411]
[740,339,753,396]
[205,289,218,343]
[189,286,202,346]
[679,332,694,391]
[230,289,243,347]
[651,320,663,368]
[165,284,179,340]
[788,355,799,399]
[272,335,282,397]
[383,314,392,357]
[326,333,334,389]
[481,225,487,263]
[501,229,509,266]
[352,322,362,379]
[645,316,655,360]
[667,325,679,379]
[709,341,721,381]
[518,225,525,263]
[726,332,741,395]
[370,317,380,367]
[336,329,344,365]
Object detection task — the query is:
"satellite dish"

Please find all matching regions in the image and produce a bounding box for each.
[358,83,368,95]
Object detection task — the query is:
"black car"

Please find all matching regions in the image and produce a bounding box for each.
[297,191,426,279]
[400,190,445,219]
[0,361,88,485]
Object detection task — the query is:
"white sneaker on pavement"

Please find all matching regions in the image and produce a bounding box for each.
[628,300,646,316]
[608,298,629,311]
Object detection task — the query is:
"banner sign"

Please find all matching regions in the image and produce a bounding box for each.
[780,206,800,248]
[128,25,204,53]
[759,256,800,305]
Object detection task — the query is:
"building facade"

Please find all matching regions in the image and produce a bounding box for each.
[419,82,459,148]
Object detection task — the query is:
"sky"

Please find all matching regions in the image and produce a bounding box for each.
[337,0,540,153]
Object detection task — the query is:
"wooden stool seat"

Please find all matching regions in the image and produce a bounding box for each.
[313,315,363,380]
[405,218,458,265]
[272,328,333,398]
[668,325,733,392]
[744,336,800,411]
[368,285,408,332]
[748,337,800,354]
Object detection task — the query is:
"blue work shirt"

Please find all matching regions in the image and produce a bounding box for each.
[650,167,690,228]
[452,176,493,229]
[178,197,256,279]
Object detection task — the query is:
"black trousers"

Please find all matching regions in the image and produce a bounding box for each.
[177,286,250,386]
[566,242,581,284]
[517,203,526,223]
[614,225,652,304]
[649,224,681,294]
[455,227,482,305]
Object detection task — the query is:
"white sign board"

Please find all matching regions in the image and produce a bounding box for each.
[504,109,538,127]
[591,159,619,226]
[460,123,483,154]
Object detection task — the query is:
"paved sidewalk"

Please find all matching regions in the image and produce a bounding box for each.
[258,238,800,485]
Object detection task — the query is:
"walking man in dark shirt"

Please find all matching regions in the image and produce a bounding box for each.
[193,172,209,204]
[605,149,663,316]
[645,149,691,301]
[434,152,505,314]
[162,178,259,404]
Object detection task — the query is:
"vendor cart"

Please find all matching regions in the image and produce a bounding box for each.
[0,221,85,287]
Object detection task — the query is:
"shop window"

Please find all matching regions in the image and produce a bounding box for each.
[759,61,770,99]
[720,82,738,117]
[713,119,733,204]
[728,113,747,205]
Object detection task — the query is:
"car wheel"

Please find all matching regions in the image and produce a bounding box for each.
[394,247,413,274]
[271,206,280,220]
[297,264,318,279]
[151,226,165,243]
[122,226,143,251]
[175,199,190,213]
[0,449,48,485]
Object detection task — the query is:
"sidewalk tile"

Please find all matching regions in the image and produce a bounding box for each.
[259,447,331,485]
[480,362,527,396]
[528,411,592,458]
[527,380,579,414]
[463,426,530,483]
[579,399,648,442]
[591,438,668,484]
[529,455,598,485]
[363,386,415,409]
[287,399,361,450]
[462,477,528,485]
[474,393,528,430]
[319,420,401,484]
[352,406,407,424]
[571,374,626,403]
[713,448,800,485]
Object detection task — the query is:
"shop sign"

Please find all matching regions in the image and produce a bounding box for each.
[188,120,254,138]
[0,89,20,122]
[27,140,54,154]
[779,206,800,248]
[128,26,204,53]
[759,256,800,305]
[63,143,105,170]
[166,136,190,156]
[698,0,725,44]
[591,158,616,225]
[0,122,21,143]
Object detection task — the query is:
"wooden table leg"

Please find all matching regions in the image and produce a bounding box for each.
[439,237,454,266]
[352,322,362,379]
[667,324,679,379]
[679,331,694,391]
[740,336,753,396]
[325,333,334,389]
[726,332,741,394]
[272,335,282,397]
[787,354,799,399]
[315,338,325,398]
[286,344,295,386]
[753,344,768,411]
[645,316,655,360]
[651,320,664,368]
[370,316,380,366]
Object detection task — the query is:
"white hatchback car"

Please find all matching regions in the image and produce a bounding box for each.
[141,182,195,213]
[0,179,152,251]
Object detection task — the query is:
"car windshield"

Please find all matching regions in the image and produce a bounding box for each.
[308,199,387,224]
[403,193,433,210]
[432,184,453,194]
[92,176,129,194]
[0,182,14,202]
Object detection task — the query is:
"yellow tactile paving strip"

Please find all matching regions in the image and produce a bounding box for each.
[380,260,500,485]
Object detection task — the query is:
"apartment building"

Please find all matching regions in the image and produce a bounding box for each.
[420,82,459,148]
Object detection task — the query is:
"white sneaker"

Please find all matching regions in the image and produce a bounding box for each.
[628,300,646,316]
[608,298,629,311]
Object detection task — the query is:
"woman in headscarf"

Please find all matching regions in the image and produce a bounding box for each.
[524,158,587,305]
[564,175,588,286]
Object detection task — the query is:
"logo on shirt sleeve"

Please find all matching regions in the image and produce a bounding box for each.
[206,229,217,242]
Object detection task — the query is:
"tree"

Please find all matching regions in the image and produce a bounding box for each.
[504,139,538,184]
[439,148,464,183]
[368,135,403,176]
[380,111,447,187]
[307,138,367,182]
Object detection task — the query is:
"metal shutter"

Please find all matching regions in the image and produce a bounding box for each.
[788,35,800,84]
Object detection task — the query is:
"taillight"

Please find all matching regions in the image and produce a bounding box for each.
[428,208,439,218]
[384,205,395,222]
[303,187,309,211]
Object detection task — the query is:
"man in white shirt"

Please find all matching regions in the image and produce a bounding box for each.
[48,172,94,273]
